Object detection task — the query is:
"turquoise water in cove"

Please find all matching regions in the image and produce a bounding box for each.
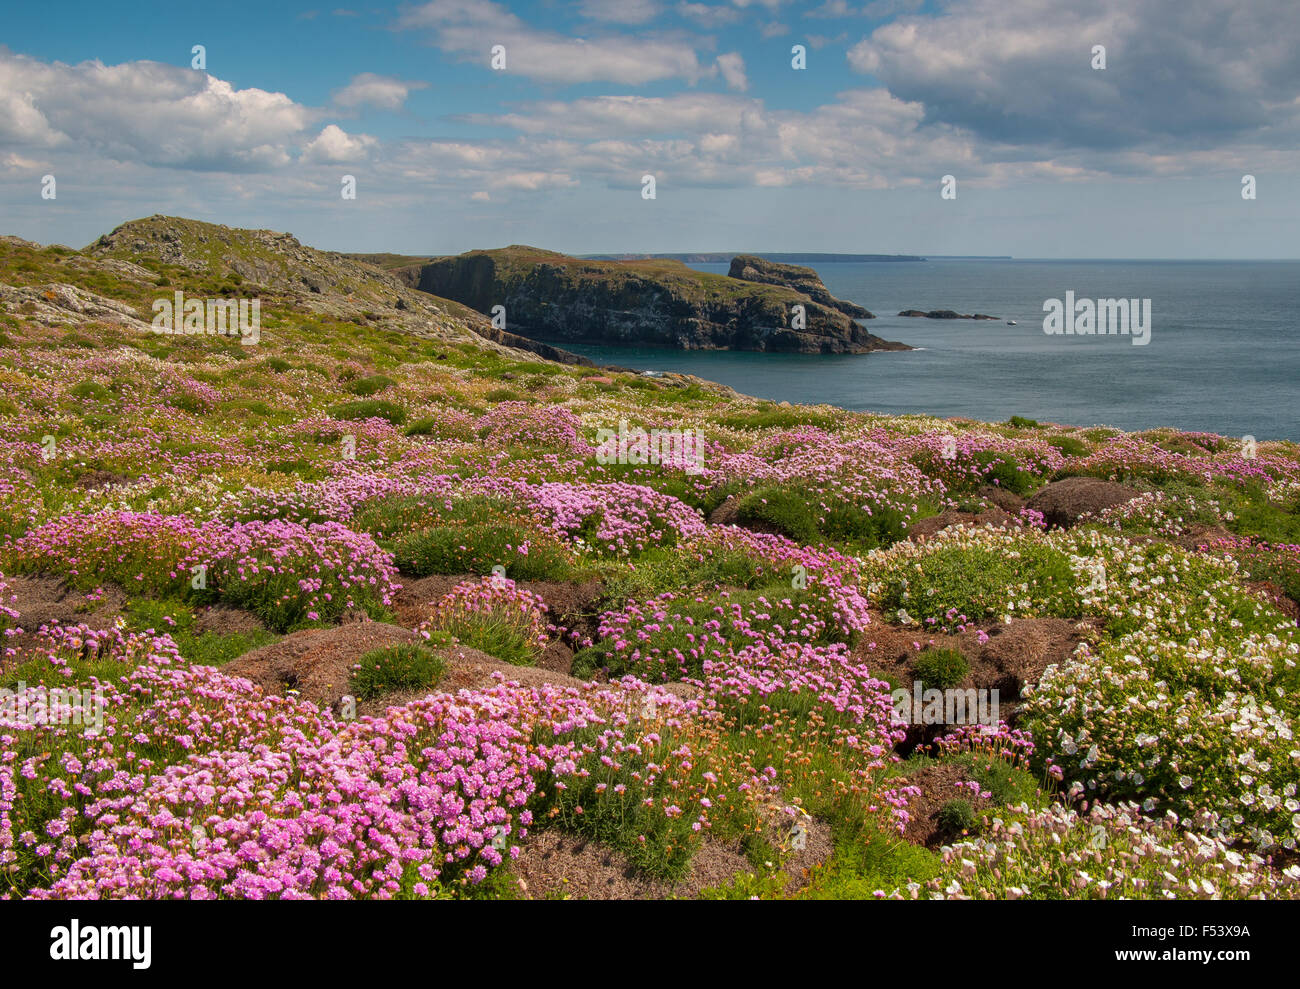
[550,259,1300,442]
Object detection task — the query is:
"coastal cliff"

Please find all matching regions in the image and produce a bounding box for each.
[395,247,908,354]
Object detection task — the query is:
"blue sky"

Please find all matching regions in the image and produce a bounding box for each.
[3,0,1298,257]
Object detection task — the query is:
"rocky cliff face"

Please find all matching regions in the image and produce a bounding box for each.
[727,255,874,320]
[398,247,908,354]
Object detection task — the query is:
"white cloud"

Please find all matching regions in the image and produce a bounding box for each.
[333,72,428,111]
[462,93,764,139]
[579,0,661,24]
[677,3,740,26]
[0,52,313,170]
[847,0,1300,152]
[806,0,852,18]
[2,152,43,171]
[715,52,749,92]
[397,0,711,85]
[301,124,378,162]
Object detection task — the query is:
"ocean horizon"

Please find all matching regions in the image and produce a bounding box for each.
[549,258,1300,442]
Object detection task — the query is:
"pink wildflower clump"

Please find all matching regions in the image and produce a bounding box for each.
[207,519,399,630]
[525,481,706,555]
[715,430,945,530]
[908,431,1064,493]
[419,576,551,663]
[476,402,593,455]
[4,512,398,631]
[1073,434,1300,489]
[6,661,613,899]
[584,581,870,683]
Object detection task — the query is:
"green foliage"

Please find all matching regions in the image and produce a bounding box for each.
[717,406,840,432]
[123,598,278,667]
[67,381,113,402]
[969,450,1040,495]
[345,374,397,397]
[799,830,941,899]
[404,416,439,436]
[913,647,969,690]
[735,485,820,544]
[431,606,544,666]
[698,870,789,900]
[392,522,577,581]
[878,543,1081,630]
[350,639,448,700]
[1222,484,1300,545]
[948,753,1044,808]
[330,398,406,425]
[734,483,923,550]
[1006,416,1039,429]
[1046,434,1089,458]
[264,458,327,481]
[936,799,979,835]
[595,543,783,603]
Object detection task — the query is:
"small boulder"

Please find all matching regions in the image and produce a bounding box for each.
[1025,476,1140,529]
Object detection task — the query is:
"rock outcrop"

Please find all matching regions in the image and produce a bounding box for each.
[727,255,874,319]
[397,247,909,354]
[1025,476,1141,529]
[899,309,1000,320]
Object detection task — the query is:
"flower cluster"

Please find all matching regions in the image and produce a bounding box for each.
[922,802,1300,900]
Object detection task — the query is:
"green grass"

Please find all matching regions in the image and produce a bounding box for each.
[123,598,279,667]
[350,638,449,700]
[329,398,406,425]
[344,373,397,397]
[716,405,840,431]
[878,543,1082,630]
[733,483,928,550]
[936,799,978,835]
[1046,434,1089,458]
[798,829,941,899]
[392,522,578,581]
[913,647,969,690]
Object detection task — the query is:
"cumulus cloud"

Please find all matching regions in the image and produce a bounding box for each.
[333,72,428,111]
[396,0,711,85]
[715,52,749,91]
[578,0,661,24]
[432,86,987,192]
[847,0,1300,153]
[460,93,765,139]
[676,3,740,27]
[806,0,852,18]
[301,124,378,162]
[0,51,313,170]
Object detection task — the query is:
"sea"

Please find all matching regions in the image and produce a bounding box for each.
[550,259,1300,442]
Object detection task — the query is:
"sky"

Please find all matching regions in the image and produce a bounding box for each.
[2,0,1298,258]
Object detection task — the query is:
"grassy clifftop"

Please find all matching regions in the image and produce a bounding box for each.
[397,245,906,353]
